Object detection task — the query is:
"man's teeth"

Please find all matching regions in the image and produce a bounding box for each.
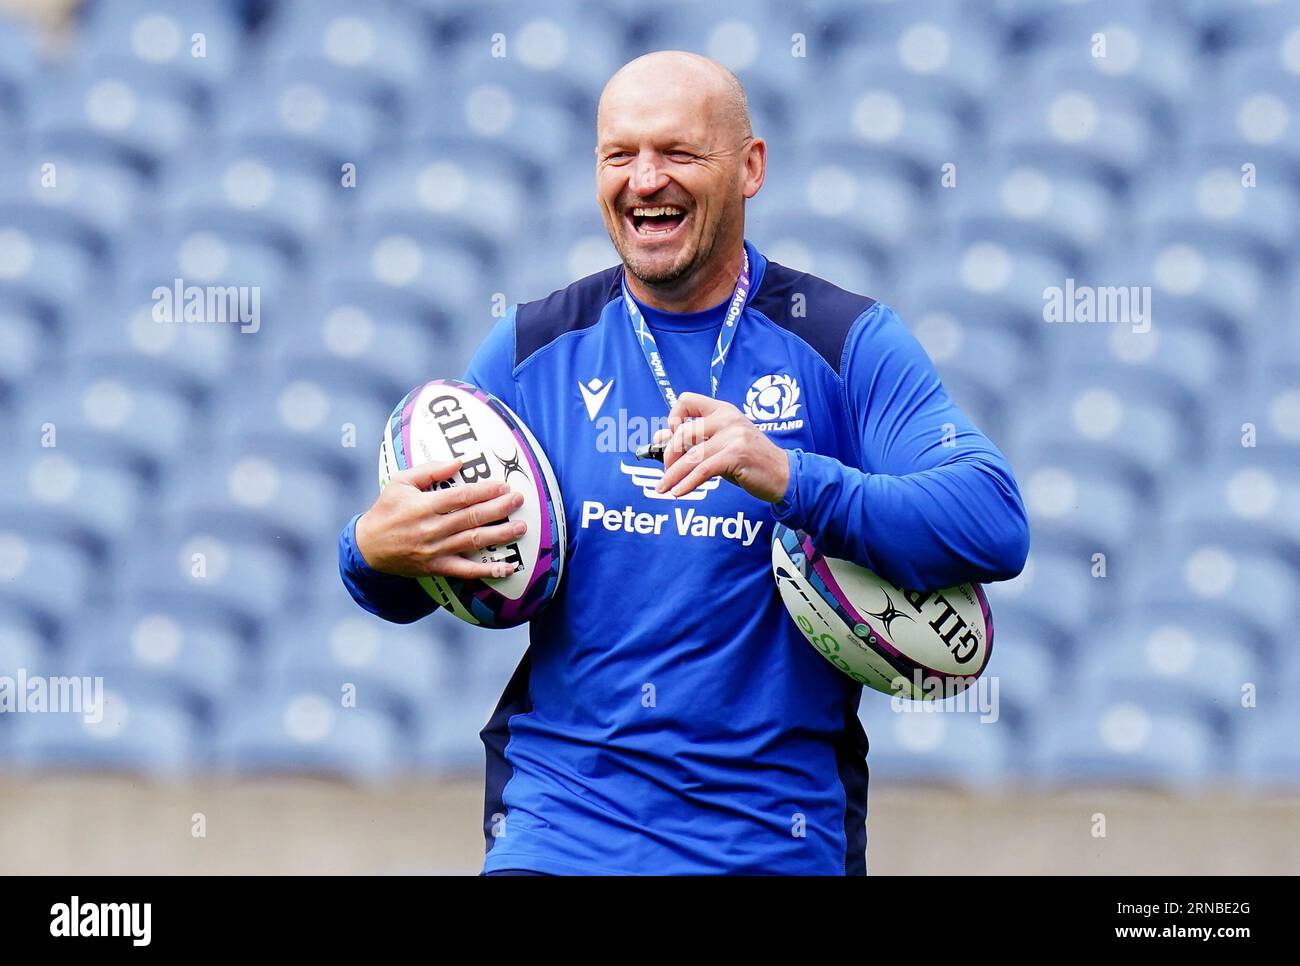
[631,206,684,217]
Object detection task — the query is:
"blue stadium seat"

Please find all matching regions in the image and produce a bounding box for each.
[27,69,198,173]
[895,239,1072,339]
[15,369,195,486]
[0,302,49,400]
[1237,710,1300,788]
[1134,541,1298,647]
[1012,456,1150,566]
[262,287,457,406]
[157,151,339,260]
[79,0,244,105]
[356,150,532,264]
[1032,698,1223,790]
[216,684,403,784]
[119,529,298,638]
[67,607,244,722]
[0,224,97,318]
[981,546,1103,657]
[1007,371,1192,496]
[1187,69,1300,190]
[986,83,1163,191]
[806,79,966,184]
[0,531,94,631]
[1135,162,1300,269]
[218,78,385,176]
[0,151,146,254]
[1076,620,1260,735]
[412,73,589,182]
[261,608,450,728]
[983,622,1058,743]
[858,695,1014,789]
[0,13,41,102]
[258,0,433,110]
[1163,451,1300,572]
[319,229,492,343]
[10,690,199,778]
[119,226,293,316]
[440,0,623,103]
[160,452,348,564]
[209,373,392,489]
[0,604,49,675]
[65,294,239,404]
[744,213,889,295]
[0,450,144,560]
[945,158,1119,269]
[411,682,499,775]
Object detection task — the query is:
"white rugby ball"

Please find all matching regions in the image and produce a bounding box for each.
[772,525,992,698]
[378,379,566,627]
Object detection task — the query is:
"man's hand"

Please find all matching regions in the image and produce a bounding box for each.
[354,460,526,579]
[652,392,791,502]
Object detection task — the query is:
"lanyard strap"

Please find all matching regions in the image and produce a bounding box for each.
[622,249,751,409]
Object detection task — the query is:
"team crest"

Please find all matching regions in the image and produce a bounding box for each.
[743,374,805,432]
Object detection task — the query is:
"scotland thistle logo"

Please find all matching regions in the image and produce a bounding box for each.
[743,374,804,432]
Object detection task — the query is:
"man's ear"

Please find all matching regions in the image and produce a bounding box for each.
[742,137,766,199]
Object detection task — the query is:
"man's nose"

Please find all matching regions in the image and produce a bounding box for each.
[630,152,669,196]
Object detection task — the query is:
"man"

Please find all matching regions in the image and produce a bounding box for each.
[339,51,1029,875]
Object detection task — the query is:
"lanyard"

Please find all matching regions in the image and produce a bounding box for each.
[622,249,751,408]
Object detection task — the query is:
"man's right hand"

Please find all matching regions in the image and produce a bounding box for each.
[354,460,527,580]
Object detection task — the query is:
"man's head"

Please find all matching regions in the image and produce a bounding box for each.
[596,51,765,302]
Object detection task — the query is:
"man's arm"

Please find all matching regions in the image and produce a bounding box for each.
[773,302,1029,590]
[337,310,522,623]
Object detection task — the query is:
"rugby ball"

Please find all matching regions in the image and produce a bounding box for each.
[378,379,566,628]
[771,524,992,698]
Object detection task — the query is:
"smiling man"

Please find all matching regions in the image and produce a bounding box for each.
[339,51,1029,875]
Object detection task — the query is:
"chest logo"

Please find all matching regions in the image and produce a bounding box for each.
[743,374,805,432]
[579,377,615,421]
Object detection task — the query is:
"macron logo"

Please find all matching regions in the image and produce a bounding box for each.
[579,377,614,421]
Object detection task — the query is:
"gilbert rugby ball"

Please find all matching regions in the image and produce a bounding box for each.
[378,378,566,628]
[771,524,992,698]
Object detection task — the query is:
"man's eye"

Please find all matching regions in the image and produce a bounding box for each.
[668,152,695,161]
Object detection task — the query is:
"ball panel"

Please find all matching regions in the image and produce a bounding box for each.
[771,524,992,698]
[377,378,566,628]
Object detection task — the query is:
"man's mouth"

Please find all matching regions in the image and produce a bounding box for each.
[625,205,688,239]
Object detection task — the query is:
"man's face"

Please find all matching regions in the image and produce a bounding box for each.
[596,84,747,287]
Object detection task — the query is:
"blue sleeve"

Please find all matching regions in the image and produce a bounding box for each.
[336,309,521,623]
[338,512,439,624]
[771,303,1029,590]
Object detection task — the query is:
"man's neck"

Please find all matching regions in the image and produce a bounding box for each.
[624,242,745,313]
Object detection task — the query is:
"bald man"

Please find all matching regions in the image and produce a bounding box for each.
[339,52,1029,875]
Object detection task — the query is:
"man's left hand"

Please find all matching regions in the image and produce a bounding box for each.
[653,392,791,502]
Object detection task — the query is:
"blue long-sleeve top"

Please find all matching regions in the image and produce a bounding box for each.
[338,240,1028,875]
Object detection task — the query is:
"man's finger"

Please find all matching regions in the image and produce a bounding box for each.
[668,452,730,499]
[656,431,728,493]
[666,391,721,433]
[398,460,462,490]
[431,555,518,580]
[436,518,528,557]
[662,410,724,472]
[429,479,510,514]
[437,490,524,535]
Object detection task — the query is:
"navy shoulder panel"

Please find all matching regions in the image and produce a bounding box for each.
[748,260,877,376]
[514,264,624,368]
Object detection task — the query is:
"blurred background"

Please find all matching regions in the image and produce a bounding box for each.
[0,0,1297,874]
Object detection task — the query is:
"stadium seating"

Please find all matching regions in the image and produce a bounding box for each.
[0,0,1295,790]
